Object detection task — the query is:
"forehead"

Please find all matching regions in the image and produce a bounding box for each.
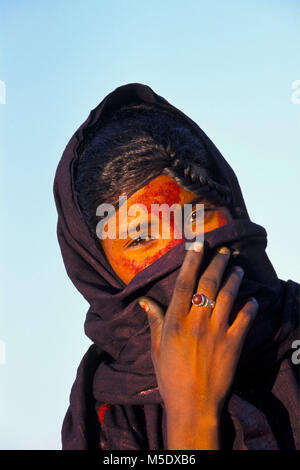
[123,174,195,210]
[100,174,204,239]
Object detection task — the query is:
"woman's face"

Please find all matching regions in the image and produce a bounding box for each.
[101,174,232,285]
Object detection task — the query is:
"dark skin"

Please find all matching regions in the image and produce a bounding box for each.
[101,174,259,449]
[139,245,258,449]
[101,175,232,284]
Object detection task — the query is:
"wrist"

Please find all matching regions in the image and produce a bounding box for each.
[166,410,220,450]
[165,401,221,423]
[166,408,220,430]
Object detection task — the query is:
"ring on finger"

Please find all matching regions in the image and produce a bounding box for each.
[192,293,216,309]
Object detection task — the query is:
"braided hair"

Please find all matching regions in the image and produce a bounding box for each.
[74,103,232,239]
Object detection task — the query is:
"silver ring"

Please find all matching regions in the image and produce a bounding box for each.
[192,293,216,309]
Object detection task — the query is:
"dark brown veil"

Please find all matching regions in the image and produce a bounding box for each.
[53,83,299,450]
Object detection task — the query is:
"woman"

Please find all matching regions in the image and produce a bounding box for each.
[53,83,299,450]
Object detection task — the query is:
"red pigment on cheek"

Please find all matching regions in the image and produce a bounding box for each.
[218,211,229,227]
[126,238,183,276]
[142,238,182,267]
[131,209,183,274]
[117,236,183,278]
[119,255,142,276]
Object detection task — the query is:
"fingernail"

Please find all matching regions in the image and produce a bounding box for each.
[248,296,259,306]
[234,266,244,276]
[192,241,203,252]
[138,300,149,312]
[218,246,230,255]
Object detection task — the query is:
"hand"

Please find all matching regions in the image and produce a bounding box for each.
[138,243,259,419]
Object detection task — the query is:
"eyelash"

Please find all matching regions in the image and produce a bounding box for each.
[127,207,215,248]
[128,235,157,248]
[188,206,213,223]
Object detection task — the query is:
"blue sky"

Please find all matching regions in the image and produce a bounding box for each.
[0,0,299,449]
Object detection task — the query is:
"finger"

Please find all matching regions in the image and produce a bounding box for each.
[192,246,231,314]
[165,241,205,325]
[211,266,244,328]
[138,296,164,355]
[227,297,259,347]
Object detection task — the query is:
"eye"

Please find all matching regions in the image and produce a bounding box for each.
[127,234,158,248]
[186,205,215,225]
[191,210,199,220]
[188,207,205,224]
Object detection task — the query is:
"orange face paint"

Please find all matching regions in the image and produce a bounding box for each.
[130,178,181,210]
[101,174,232,285]
[217,211,229,227]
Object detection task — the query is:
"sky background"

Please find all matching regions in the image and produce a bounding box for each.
[0,0,299,450]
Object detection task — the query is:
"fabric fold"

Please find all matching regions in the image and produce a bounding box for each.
[54,83,299,450]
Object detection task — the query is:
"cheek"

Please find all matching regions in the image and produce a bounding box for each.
[117,237,183,278]
[217,211,229,227]
[203,211,230,232]
[140,237,182,268]
[117,256,141,277]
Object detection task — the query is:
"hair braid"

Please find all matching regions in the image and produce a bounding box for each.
[75,102,233,237]
[163,154,231,206]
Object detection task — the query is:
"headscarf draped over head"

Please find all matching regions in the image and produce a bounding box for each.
[53,83,299,450]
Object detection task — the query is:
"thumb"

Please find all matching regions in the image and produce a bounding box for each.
[138,297,164,353]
